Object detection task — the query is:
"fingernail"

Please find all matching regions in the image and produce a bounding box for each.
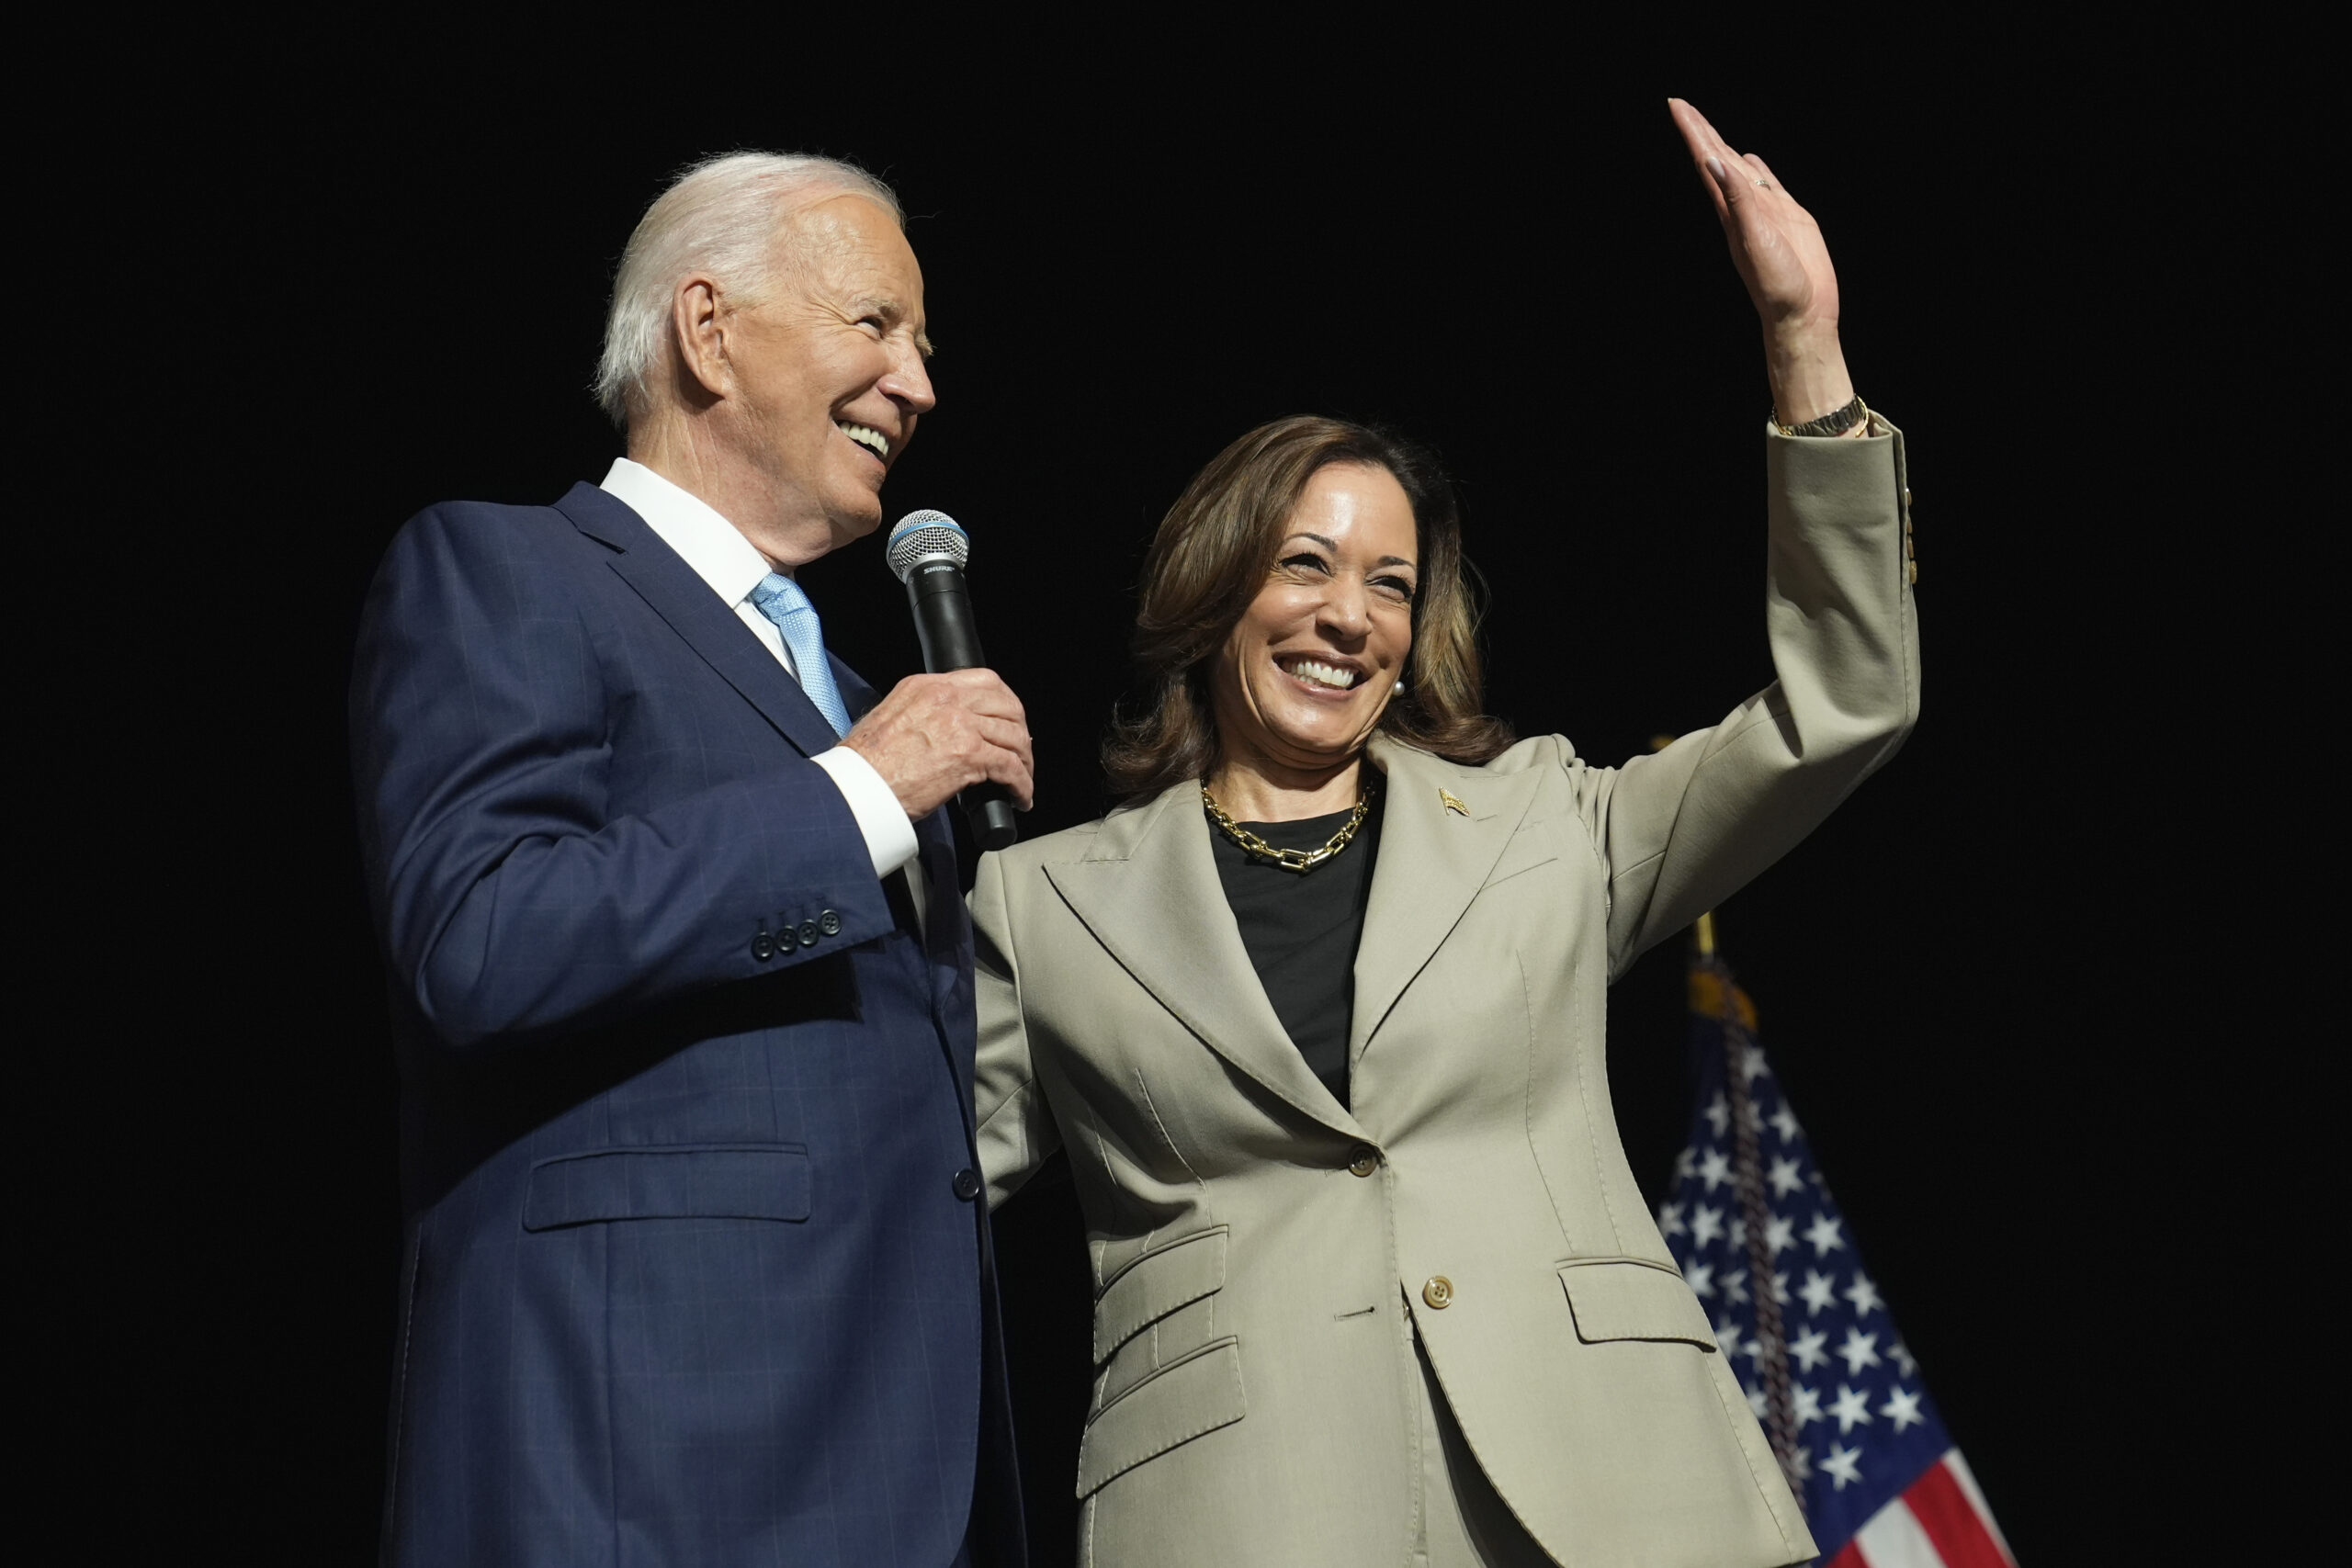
[1705,155,1725,179]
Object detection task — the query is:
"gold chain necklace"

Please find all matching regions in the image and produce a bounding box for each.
[1201,781,1374,874]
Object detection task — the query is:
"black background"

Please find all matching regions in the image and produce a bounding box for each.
[67,29,2303,1565]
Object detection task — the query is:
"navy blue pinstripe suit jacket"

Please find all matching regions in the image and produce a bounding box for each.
[351,481,1021,1567]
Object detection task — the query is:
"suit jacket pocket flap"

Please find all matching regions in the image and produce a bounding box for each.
[524,1145,812,1230]
[1075,1338,1245,1499]
[1093,1227,1228,1364]
[1558,1258,1718,1349]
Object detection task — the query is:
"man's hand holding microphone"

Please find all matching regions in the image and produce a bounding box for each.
[840,511,1029,846]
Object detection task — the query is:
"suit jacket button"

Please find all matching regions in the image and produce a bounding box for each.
[818,908,842,937]
[1421,1276,1454,1310]
[1347,1145,1379,1178]
[952,1168,982,1202]
[775,923,798,953]
[798,919,820,946]
[751,934,775,962]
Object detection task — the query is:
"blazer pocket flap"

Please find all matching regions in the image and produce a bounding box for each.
[524,1145,811,1231]
[1558,1258,1718,1349]
[1076,1338,1246,1499]
[1093,1227,1228,1364]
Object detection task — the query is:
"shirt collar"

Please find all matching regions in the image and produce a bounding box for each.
[599,457,777,608]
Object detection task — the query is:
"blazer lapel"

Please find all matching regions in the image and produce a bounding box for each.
[1351,738,1544,1063]
[1045,785,1367,1142]
[554,482,843,760]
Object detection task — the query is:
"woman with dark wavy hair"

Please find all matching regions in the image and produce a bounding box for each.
[970,99,1920,1567]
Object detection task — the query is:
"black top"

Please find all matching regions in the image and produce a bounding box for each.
[1206,795,1385,1109]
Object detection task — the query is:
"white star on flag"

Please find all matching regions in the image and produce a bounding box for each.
[1880,1385,1926,1433]
[1800,1269,1838,1314]
[1657,1201,1686,1237]
[1738,1043,1769,1082]
[1891,1340,1917,1379]
[1704,1093,1729,1136]
[1764,1214,1794,1256]
[1686,1260,1715,1297]
[1838,1327,1883,1376]
[1690,1204,1725,1247]
[1804,1213,1846,1257]
[1821,1441,1865,1491]
[1792,1383,1824,1427]
[1769,1104,1801,1143]
[1724,1268,1749,1305]
[1768,1156,1804,1197]
[1789,1328,1829,1372]
[1844,1272,1883,1319]
[1829,1383,1874,1434]
[1698,1148,1732,1191]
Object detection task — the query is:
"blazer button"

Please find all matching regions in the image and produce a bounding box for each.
[1421,1276,1454,1310]
[952,1168,982,1202]
[1347,1145,1379,1178]
[798,919,820,947]
[775,923,798,953]
[818,909,842,937]
[751,933,775,962]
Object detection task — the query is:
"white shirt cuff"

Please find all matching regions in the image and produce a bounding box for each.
[811,746,920,878]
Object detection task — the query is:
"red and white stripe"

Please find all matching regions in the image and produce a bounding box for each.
[1826,1450,2016,1568]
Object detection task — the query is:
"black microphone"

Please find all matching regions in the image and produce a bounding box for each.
[886,510,1018,851]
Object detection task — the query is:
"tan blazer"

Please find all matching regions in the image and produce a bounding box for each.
[971,424,1919,1568]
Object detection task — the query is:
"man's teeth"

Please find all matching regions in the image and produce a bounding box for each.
[1284,658,1360,690]
[840,422,890,459]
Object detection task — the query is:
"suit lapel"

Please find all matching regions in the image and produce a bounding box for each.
[1046,785,1367,1141]
[1351,738,1543,1062]
[555,482,843,760]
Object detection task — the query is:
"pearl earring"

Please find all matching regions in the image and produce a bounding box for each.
[1393,678,1407,695]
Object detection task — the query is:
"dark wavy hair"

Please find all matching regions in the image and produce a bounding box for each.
[1103,415,1515,802]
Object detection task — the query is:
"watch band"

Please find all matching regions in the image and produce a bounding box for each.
[1774,394,1868,438]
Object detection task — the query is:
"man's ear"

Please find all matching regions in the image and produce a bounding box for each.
[670,275,731,404]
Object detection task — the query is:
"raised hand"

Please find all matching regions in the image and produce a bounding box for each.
[842,669,1035,819]
[1668,97,1855,428]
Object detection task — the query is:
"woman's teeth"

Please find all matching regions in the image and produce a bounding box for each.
[1283,658,1360,690]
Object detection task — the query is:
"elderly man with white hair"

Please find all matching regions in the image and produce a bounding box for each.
[351,153,1031,1568]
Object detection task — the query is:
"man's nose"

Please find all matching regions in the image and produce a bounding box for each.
[880,346,936,416]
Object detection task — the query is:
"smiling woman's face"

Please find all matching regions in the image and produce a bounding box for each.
[1211,461,1419,782]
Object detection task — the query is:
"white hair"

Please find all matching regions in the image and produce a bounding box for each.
[593,152,903,430]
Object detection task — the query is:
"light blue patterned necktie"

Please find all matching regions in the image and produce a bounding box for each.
[749,572,853,738]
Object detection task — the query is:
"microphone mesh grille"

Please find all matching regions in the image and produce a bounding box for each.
[886,510,969,582]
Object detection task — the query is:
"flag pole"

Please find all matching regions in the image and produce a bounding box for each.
[1653,736,1801,1501]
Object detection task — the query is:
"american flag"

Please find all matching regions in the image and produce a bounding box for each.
[1657,944,2017,1568]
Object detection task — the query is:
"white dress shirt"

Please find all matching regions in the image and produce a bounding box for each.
[600,458,921,882]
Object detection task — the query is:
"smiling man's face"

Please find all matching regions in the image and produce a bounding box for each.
[722,193,934,558]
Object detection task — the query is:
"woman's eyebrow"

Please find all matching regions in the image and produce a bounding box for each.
[1279,534,1415,569]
